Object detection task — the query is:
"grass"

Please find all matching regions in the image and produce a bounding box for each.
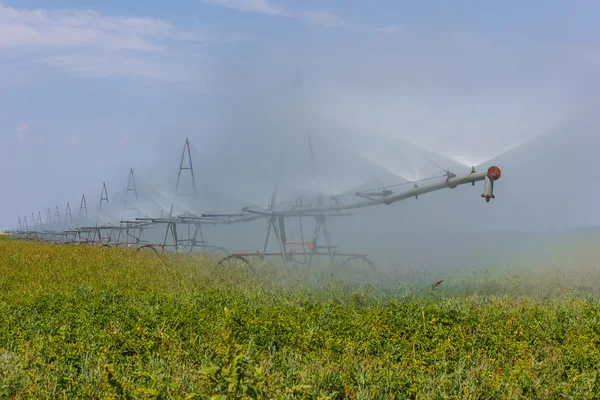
[1,238,600,398]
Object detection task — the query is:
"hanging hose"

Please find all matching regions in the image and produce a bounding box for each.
[297,216,310,266]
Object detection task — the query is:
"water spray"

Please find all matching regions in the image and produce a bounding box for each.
[10,133,502,268]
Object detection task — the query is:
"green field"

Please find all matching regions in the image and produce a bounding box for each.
[1,237,600,399]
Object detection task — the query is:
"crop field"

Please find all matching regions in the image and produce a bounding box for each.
[1,235,600,399]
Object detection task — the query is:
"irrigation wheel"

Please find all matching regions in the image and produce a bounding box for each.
[137,244,158,254]
[217,255,255,280]
[209,247,230,258]
[335,255,380,284]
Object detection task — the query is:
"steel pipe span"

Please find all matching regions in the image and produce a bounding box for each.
[240,167,499,218]
[9,131,502,259]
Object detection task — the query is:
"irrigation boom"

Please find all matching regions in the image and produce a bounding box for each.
[240,166,501,218]
[10,133,502,270]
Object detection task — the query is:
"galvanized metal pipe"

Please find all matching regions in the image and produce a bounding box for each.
[243,170,490,218]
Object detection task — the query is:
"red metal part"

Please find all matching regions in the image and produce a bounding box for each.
[285,241,317,254]
[487,166,501,181]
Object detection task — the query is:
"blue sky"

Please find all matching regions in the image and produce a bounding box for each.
[1,0,599,229]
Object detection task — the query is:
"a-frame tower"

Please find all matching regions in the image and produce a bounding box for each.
[162,137,203,253]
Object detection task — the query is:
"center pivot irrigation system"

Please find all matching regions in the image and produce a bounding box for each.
[11,136,502,269]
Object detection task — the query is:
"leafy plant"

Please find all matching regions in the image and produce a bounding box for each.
[1,238,600,398]
[200,308,263,399]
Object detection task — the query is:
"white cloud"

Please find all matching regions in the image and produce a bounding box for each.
[0,3,207,51]
[65,133,81,150]
[0,3,226,80]
[203,0,282,16]
[376,25,403,35]
[16,122,44,146]
[0,20,161,52]
[46,53,170,79]
[119,132,129,146]
[202,0,346,26]
[16,122,30,145]
[70,133,81,146]
[42,51,214,85]
[299,11,346,27]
